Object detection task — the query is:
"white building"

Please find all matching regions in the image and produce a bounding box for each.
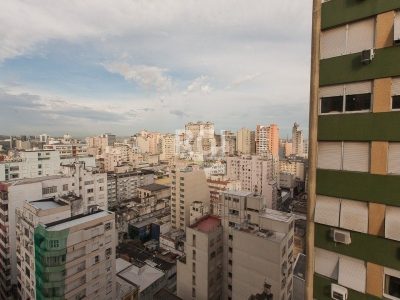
[292,123,304,157]
[44,143,88,158]
[160,134,176,162]
[0,165,107,299]
[221,190,295,300]
[16,199,116,300]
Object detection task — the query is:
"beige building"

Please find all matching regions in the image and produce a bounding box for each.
[16,199,116,300]
[291,123,304,157]
[236,128,255,155]
[221,190,295,300]
[170,166,210,230]
[279,158,305,182]
[160,134,176,162]
[177,216,223,300]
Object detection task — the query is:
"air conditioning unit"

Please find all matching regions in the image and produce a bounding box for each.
[332,229,351,245]
[361,49,375,64]
[331,283,348,300]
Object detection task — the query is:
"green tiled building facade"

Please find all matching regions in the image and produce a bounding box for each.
[309,1,400,299]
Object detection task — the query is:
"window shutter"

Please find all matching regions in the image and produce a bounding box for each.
[338,256,366,293]
[392,77,400,96]
[317,142,342,170]
[395,11,400,42]
[315,248,339,280]
[385,206,400,242]
[320,85,344,98]
[347,18,375,55]
[388,143,400,174]
[340,199,368,233]
[315,195,340,227]
[345,81,372,95]
[342,142,369,172]
[320,26,347,59]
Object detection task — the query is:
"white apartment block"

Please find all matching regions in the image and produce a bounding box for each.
[226,156,278,209]
[221,130,236,156]
[170,166,210,231]
[177,216,223,300]
[16,199,116,300]
[0,150,61,181]
[0,165,107,299]
[44,143,88,158]
[221,190,295,300]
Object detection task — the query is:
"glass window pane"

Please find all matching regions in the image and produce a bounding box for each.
[345,93,371,111]
[321,96,343,113]
[393,96,400,110]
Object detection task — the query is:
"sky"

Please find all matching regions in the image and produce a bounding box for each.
[0,0,312,137]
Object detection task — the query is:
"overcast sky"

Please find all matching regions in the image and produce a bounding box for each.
[0,0,312,137]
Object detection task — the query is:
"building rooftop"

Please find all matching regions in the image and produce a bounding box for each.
[30,198,67,210]
[237,226,286,243]
[260,208,293,223]
[223,190,253,197]
[154,288,182,300]
[7,174,66,186]
[117,259,164,293]
[190,215,221,233]
[45,210,112,231]
[138,183,169,192]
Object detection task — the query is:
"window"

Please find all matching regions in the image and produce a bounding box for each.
[314,195,340,227]
[192,275,196,285]
[87,188,94,193]
[384,268,400,300]
[192,288,196,298]
[105,248,112,257]
[385,206,400,242]
[320,81,371,114]
[228,259,232,265]
[321,96,343,114]
[63,184,68,191]
[314,248,339,280]
[345,93,371,111]
[94,255,100,264]
[42,186,57,195]
[192,234,196,246]
[49,240,59,248]
[192,262,196,273]
[340,199,368,233]
[320,18,375,59]
[393,77,400,110]
[210,251,216,259]
[338,256,366,293]
[104,222,112,231]
[317,142,342,170]
[393,96,400,110]
[228,234,233,240]
[38,164,42,169]
[389,143,400,174]
[192,250,196,260]
[25,267,30,278]
[228,272,232,278]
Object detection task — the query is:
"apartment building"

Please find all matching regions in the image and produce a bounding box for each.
[292,123,304,157]
[279,158,306,182]
[308,2,400,299]
[16,199,116,299]
[107,169,154,209]
[207,179,241,216]
[177,216,223,300]
[160,134,176,161]
[0,165,107,299]
[236,128,255,155]
[221,130,236,156]
[170,166,210,230]
[256,124,280,158]
[44,143,88,158]
[221,190,295,300]
[226,156,277,209]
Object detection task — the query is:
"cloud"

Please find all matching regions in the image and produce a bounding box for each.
[103,62,172,93]
[169,109,189,118]
[184,76,212,95]
[226,72,263,89]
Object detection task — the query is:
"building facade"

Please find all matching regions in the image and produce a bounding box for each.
[308,2,400,299]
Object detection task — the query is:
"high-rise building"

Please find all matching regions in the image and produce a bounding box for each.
[16,199,116,300]
[307,2,400,299]
[236,128,253,155]
[0,164,108,299]
[226,156,277,209]
[170,166,210,231]
[221,130,236,156]
[160,134,176,161]
[291,123,304,157]
[220,191,295,300]
[256,124,280,158]
[177,216,223,300]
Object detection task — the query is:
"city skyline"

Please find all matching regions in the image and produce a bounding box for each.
[0,1,312,136]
